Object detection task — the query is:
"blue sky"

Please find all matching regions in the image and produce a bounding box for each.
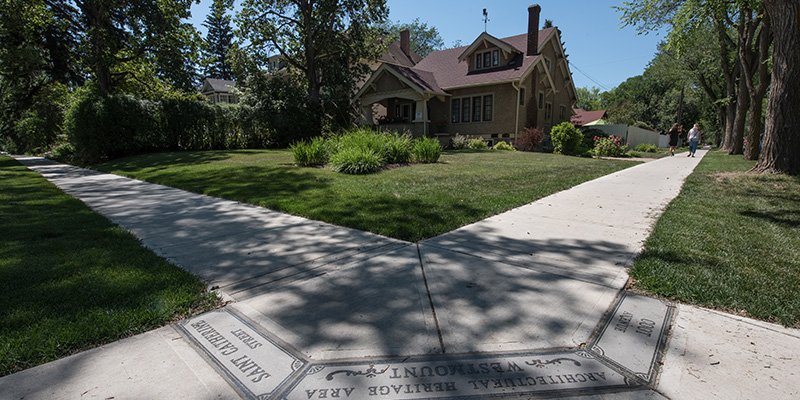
[188,0,665,91]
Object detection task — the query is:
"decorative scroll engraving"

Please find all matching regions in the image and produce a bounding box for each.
[525,358,582,368]
[325,364,390,381]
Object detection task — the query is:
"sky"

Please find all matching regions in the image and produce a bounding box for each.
[188,0,666,91]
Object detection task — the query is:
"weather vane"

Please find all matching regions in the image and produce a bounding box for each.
[483,8,489,32]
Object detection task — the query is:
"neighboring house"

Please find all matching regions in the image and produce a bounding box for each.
[355,5,578,145]
[571,108,608,126]
[201,78,238,104]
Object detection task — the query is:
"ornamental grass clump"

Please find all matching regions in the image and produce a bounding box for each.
[592,135,628,157]
[382,132,413,164]
[289,136,328,166]
[412,137,442,163]
[329,146,383,174]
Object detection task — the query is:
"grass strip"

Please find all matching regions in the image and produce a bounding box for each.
[94,149,636,242]
[631,150,800,327]
[0,157,219,376]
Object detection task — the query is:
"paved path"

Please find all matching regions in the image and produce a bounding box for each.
[3,150,797,399]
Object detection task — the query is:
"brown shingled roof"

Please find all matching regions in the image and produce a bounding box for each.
[413,28,555,89]
[379,40,421,68]
[385,64,447,96]
[571,108,608,126]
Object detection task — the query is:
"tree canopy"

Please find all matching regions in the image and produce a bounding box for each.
[380,18,445,57]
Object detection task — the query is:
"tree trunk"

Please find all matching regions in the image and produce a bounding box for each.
[676,85,685,125]
[755,0,800,175]
[83,0,111,96]
[715,11,738,151]
[729,76,749,155]
[744,15,772,161]
[716,107,727,147]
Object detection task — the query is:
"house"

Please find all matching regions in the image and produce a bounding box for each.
[355,4,578,145]
[571,108,608,126]
[200,78,238,104]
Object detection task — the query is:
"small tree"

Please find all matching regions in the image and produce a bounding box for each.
[549,122,583,155]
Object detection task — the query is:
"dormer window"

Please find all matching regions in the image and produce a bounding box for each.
[475,49,500,70]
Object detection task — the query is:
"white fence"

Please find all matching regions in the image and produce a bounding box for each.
[584,124,666,148]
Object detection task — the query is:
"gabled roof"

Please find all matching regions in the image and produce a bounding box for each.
[413,28,556,89]
[355,62,448,100]
[456,32,520,62]
[386,64,446,95]
[379,40,421,68]
[204,78,236,93]
[571,108,608,126]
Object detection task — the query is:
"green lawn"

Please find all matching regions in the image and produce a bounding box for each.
[94,150,637,242]
[0,157,219,376]
[631,150,800,327]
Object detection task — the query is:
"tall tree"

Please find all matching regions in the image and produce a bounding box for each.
[740,6,771,160]
[381,18,444,58]
[0,0,80,151]
[76,0,198,96]
[202,0,236,80]
[618,0,740,148]
[754,0,800,175]
[575,86,603,111]
[238,0,388,133]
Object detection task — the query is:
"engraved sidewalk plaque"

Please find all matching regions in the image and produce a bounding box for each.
[179,309,305,399]
[281,350,639,399]
[592,293,672,382]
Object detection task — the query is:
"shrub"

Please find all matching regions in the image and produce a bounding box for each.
[46,138,76,163]
[516,127,544,151]
[467,138,488,150]
[592,135,628,157]
[412,137,442,163]
[382,132,413,164]
[290,137,328,166]
[450,133,469,149]
[635,143,658,153]
[493,141,515,151]
[329,146,383,174]
[550,122,583,155]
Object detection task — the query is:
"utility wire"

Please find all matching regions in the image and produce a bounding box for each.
[569,62,611,91]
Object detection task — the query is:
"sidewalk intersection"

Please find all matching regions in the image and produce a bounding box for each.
[2,150,798,399]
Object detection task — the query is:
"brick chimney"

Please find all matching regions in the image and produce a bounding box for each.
[400,29,411,57]
[527,4,541,56]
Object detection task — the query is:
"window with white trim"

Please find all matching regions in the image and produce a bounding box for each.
[451,99,460,123]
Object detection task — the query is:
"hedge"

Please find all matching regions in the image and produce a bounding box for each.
[65,92,290,163]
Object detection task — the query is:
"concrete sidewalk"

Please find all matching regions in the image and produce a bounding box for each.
[3,150,798,399]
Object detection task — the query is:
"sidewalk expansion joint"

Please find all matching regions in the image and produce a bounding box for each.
[417,243,446,355]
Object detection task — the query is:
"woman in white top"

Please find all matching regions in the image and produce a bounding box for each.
[687,123,701,157]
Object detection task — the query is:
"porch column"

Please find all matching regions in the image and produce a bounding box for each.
[414,98,429,136]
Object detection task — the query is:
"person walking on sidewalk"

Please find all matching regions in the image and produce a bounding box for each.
[668,123,681,156]
[687,123,701,157]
